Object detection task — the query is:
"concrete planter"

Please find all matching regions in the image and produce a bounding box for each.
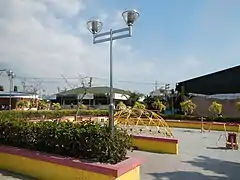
[0,146,142,180]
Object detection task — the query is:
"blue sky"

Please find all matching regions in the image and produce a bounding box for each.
[0,0,239,94]
[85,0,240,79]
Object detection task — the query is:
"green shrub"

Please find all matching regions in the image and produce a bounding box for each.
[0,110,109,120]
[0,118,131,164]
[2,109,240,123]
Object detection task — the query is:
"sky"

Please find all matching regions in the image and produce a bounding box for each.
[0,0,239,95]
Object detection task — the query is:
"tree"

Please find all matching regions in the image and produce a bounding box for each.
[180,99,196,115]
[116,101,127,110]
[75,77,91,120]
[52,103,61,110]
[208,101,222,118]
[152,99,166,112]
[79,103,87,110]
[16,100,29,109]
[143,95,157,109]
[236,100,240,112]
[208,101,222,132]
[133,101,145,109]
[126,91,144,107]
[38,100,49,110]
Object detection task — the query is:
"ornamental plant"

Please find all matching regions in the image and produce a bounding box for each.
[79,103,87,110]
[52,103,61,110]
[16,100,29,109]
[180,99,196,115]
[152,99,166,113]
[236,100,240,113]
[38,100,50,110]
[116,101,127,110]
[208,101,222,118]
[133,102,145,109]
[0,118,131,164]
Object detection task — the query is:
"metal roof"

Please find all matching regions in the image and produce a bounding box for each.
[176,65,240,95]
[0,92,38,98]
[56,86,130,96]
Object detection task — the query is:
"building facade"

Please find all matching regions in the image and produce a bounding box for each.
[0,92,39,110]
[175,65,240,117]
[55,86,130,109]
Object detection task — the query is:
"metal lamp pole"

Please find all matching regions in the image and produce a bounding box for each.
[87,10,140,134]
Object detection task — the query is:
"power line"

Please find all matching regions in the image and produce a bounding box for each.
[0,74,175,86]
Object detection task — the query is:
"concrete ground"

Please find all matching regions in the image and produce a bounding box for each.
[1,128,240,180]
[129,128,240,180]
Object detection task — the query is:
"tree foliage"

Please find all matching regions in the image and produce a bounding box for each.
[151,99,166,112]
[38,100,49,110]
[126,91,143,107]
[0,119,131,164]
[180,99,196,115]
[236,100,240,112]
[208,101,222,118]
[116,101,127,110]
[52,103,61,110]
[133,101,145,109]
[78,103,87,109]
[16,100,29,109]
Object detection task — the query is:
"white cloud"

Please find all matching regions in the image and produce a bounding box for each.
[0,0,156,94]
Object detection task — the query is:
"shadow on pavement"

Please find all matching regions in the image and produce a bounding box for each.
[149,171,225,180]
[148,155,240,180]
[206,146,231,150]
[0,170,36,180]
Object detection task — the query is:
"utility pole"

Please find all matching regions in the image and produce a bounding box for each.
[89,77,93,87]
[0,69,16,110]
[164,84,170,113]
[155,81,158,91]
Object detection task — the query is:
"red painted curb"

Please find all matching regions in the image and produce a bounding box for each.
[0,146,142,177]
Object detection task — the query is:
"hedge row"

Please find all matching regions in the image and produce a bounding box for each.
[2,109,240,123]
[0,110,108,120]
[0,118,131,164]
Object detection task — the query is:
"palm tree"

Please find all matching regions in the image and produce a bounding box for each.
[143,95,155,109]
[126,91,144,107]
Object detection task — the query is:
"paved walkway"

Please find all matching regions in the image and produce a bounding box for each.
[1,128,240,180]
[129,128,240,180]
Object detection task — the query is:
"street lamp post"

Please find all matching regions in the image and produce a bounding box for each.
[87,10,140,134]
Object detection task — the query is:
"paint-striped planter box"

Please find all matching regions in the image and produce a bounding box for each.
[132,135,178,154]
[0,146,142,180]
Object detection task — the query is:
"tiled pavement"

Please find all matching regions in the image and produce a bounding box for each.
[1,128,240,180]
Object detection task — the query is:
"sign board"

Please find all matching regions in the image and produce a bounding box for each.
[114,93,129,100]
[77,93,94,100]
